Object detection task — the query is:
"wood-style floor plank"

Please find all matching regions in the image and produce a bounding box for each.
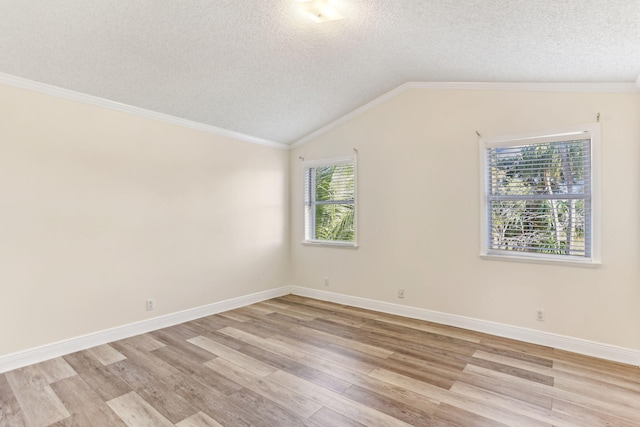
[104,359,161,392]
[134,380,200,424]
[432,403,510,427]
[306,407,367,427]
[49,376,127,427]
[204,357,322,418]
[117,334,166,352]
[370,366,553,426]
[151,345,242,396]
[299,351,441,415]
[268,369,414,426]
[462,363,640,426]
[175,411,224,427]
[552,358,640,391]
[226,387,308,427]
[0,373,28,427]
[149,327,215,364]
[106,391,173,427]
[4,365,70,427]
[342,384,438,425]
[2,295,639,426]
[218,326,353,393]
[86,344,127,366]
[62,352,131,402]
[109,341,179,380]
[475,348,640,411]
[35,358,77,384]
[187,335,277,377]
[161,371,261,426]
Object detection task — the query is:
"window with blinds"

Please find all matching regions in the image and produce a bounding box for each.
[481,126,599,263]
[304,157,356,246]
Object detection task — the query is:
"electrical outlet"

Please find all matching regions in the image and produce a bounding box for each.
[324,277,329,286]
[536,308,544,321]
[146,299,155,311]
[397,289,405,299]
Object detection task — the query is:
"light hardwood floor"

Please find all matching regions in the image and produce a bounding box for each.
[1,295,639,426]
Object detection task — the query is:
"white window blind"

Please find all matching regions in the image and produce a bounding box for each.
[483,131,595,260]
[304,157,356,245]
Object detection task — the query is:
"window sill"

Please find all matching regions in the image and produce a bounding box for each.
[302,240,358,249]
[480,253,601,268]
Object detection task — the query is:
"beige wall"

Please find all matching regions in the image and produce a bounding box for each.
[3,82,639,358]
[0,84,289,356]
[290,88,640,351]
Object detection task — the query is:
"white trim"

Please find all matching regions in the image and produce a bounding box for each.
[0,72,289,151]
[479,254,600,268]
[0,286,291,374]
[2,285,638,372]
[303,155,357,247]
[406,81,639,93]
[290,84,410,148]
[480,123,599,146]
[291,82,639,147]
[4,73,637,151]
[353,149,359,247]
[302,241,358,249]
[302,155,355,168]
[479,123,601,266]
[290,286,640,367]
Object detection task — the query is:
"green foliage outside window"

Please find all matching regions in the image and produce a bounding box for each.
[306,163,355,242]
[488,140,590,257]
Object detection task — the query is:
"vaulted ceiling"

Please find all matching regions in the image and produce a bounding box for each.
[1,0,639,144]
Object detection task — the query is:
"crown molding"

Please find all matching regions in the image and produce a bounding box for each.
[3,73,637,151]
[0,73,289,151]
[291,81,640,148]
[406,81,640,93]
[290,83,412,148]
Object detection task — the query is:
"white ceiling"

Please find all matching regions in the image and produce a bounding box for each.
[1,0,639,144]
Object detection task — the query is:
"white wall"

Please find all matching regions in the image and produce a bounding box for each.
[0,83,289,356]
[290,88,640,351]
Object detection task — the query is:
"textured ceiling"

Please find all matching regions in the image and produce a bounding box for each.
[1,0,639,144]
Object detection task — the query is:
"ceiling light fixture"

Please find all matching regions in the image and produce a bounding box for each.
[298,0,343,23]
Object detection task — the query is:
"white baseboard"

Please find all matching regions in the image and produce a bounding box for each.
[0,286,291,374]
[290,286,640,367]
[3,285,638,373]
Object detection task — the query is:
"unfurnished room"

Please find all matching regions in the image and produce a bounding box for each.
[1,0,640,426]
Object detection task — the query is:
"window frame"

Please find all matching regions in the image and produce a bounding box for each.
[479,123,601,267]
[303,155,358,248]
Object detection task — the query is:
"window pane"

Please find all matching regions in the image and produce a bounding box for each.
[304,159,356,244]
[489,140,590,197]
[314,164,354,202]
[490,199,586,257]
[486,137,591,258]
[315,203,354,241]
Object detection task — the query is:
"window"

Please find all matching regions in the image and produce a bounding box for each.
[304,156,357,247]
[480,124,600,265]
